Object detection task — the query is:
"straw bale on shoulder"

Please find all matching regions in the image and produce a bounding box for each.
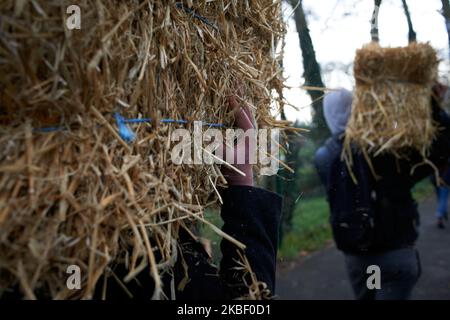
[345,42,439,159]
[0,0,286,299]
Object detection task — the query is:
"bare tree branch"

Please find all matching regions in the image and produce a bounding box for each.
[401,0,417,43]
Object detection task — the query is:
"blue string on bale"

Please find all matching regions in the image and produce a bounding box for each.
[114,112,225,143]
[34,113,225,144]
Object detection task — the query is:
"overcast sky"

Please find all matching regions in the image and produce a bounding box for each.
[282,0,450,123]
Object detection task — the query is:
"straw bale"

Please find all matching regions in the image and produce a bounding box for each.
[345,42,439,159]
[0,0,285,299]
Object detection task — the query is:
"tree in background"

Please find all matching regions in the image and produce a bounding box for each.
[401,0,417,42]
[289,0,329,144]
[275,0,330,242]
[442,0,450,60]
[277,126,303,241]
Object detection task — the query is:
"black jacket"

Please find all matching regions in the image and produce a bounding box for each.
[315,104,450,253]
[98,186,282,300]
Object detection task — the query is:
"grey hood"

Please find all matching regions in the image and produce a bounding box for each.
[323,88,353,135]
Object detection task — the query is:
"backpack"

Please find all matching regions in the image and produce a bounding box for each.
[324,137,376,253]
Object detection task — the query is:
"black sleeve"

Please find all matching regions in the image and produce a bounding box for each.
[173,229,224,300]
[219,186,282,299]
[96,186,282,301]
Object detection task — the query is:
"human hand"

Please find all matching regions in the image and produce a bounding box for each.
[433,83,448,103]
[220,95,256,187]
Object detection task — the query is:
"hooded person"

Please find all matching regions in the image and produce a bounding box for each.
[314,88,352,181]
[323,88,353,135]
[313,87,450,300]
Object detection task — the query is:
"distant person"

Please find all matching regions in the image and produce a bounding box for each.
[431,160,450,229]
[314,86,450,300]
[430,84,450,229]
[431,84,450,229]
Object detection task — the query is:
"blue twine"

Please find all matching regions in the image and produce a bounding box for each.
[33,126,67,133]
[175,3,218,31]
[33,113,224,145]
[123,117,223,128]
[114,113,224,143]
[114,113,136,143]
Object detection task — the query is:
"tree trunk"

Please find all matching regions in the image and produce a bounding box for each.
[442,0,450,60]
[289,0,329,143]
[275,130,302,245]
[401,0,417,43]
[371,0,382,42]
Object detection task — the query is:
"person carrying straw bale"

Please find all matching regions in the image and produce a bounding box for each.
[93,95,283,300]
[314,85,450,300]
[0,0,287,300]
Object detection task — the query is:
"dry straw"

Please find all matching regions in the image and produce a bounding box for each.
[0,0,287,299]
[344,42,439,164]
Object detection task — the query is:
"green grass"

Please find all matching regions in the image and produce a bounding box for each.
[199,209,223,263]
[412,179,434,200]
[279,196,332,260]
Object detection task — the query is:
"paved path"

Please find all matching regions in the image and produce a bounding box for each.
[276,199,450,300]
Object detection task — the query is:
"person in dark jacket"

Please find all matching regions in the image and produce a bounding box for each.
[315,86,450,300]
[431,159,450,229]
[430,84,450,229]
[95,95,282,300]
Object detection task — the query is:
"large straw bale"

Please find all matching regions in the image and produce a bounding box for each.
[345,42,439,159]
[0,0,286,299]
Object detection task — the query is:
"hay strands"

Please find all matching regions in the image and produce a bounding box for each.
[0,0,288,300]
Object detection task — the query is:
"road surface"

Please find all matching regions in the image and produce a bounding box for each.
[276,199,450,300]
